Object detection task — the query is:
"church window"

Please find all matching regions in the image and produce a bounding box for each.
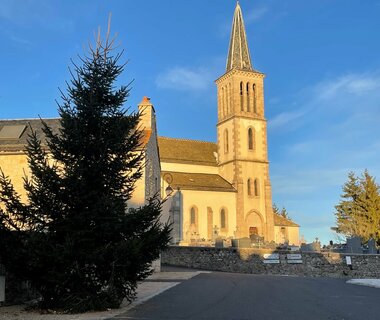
[221,87,225,117]
[190,207,197,225]
[240,82,244,111]
[246,82,250,112]
[254,179,260,196]
[227,83,231,114]
[224,86,229,116]
[224,129,229,153]
[248,128,254,150]
[247,178,252,196]
[220,208,227,230]
[252,84,257,113]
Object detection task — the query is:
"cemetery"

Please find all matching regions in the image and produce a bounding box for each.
[161,237,380,279]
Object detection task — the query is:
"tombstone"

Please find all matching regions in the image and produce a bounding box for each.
[300,242,321,252]
[231,237,251,248]
[215,239,224,248]
[250,234,264,244]
[346,236,362,254]
[368,238,377,254]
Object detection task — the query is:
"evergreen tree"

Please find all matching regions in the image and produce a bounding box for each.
[335,170,380,244]
[272,203,280,215]
[273,203,292,220]
[280,207,291,220]
[0,30,170,312]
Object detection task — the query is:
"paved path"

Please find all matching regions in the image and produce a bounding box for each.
[0,268,203,320]
[113,271,380,320]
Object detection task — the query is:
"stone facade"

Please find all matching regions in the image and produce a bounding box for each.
[0,153,29,202]
[216,70,274,241]
[162,246,380,278]
[158,2,297,245]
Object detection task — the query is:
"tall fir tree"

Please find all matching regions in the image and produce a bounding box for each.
[335,170,380,244]
[0,29,170,312]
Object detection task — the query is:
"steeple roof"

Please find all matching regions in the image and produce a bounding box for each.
[226,1,253,72]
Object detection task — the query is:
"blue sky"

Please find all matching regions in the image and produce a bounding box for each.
[1,0,380,244]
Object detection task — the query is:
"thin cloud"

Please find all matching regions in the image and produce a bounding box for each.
[268,110,305,129]
[245,7,269,24]
[156,66,213,91]
[315,73,380,100]
[272,168,350,196]
[269,70,380,130]
[9,35,33,47]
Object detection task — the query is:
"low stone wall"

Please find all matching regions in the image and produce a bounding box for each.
[162,246,380,278]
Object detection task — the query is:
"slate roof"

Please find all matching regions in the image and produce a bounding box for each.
[158,137,218,166]
[273,213,299,227]
[0,119,60,152]
[0,118,151,152]
[162,171,235,193]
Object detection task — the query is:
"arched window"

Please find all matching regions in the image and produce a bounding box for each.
[221,87,225,117]
[254,179,260,197]
[247,178,252,196]
[227,83,231,115]
[190,207,197,225]
[252,84,257,113]
[224,86,228,116]
[246,82,250,112]
[224,129,229,153]
[240,82,244,111]
[220,208,227,229]
[248,128,254,150]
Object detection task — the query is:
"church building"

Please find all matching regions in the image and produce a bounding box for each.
[158,2,299,245]
[0,2,299,246]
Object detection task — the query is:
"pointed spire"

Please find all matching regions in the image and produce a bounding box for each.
[226,1,253,72]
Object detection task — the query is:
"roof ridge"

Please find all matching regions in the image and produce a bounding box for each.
[162,171,218,176]
[158,136,215,144]
[0,117,60,121]
[273,213,299,226]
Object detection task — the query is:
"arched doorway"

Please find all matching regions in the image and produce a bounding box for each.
[245,210,264,239]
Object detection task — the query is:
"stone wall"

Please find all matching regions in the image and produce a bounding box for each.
[162,246,380,278]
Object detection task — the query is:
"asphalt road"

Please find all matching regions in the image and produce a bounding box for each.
[113,271,380,320]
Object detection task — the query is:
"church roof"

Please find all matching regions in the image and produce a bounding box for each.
[226,2,253,72]
[0,118,60,152]
[273,213,299,227]
[0,118,151,152]
[162,171,236,193]
[158,136,217,166]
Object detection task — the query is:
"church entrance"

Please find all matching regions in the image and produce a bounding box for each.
[249,227,258,236]
[245,211,264,239]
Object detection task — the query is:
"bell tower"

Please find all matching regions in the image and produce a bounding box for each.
[216,2,274,240]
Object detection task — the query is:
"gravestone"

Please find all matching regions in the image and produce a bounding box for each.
[215,239,224,248]
[368,238,377,254]
[346,237,362,254]
[231,238,251,248]
[300,242,321,252]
